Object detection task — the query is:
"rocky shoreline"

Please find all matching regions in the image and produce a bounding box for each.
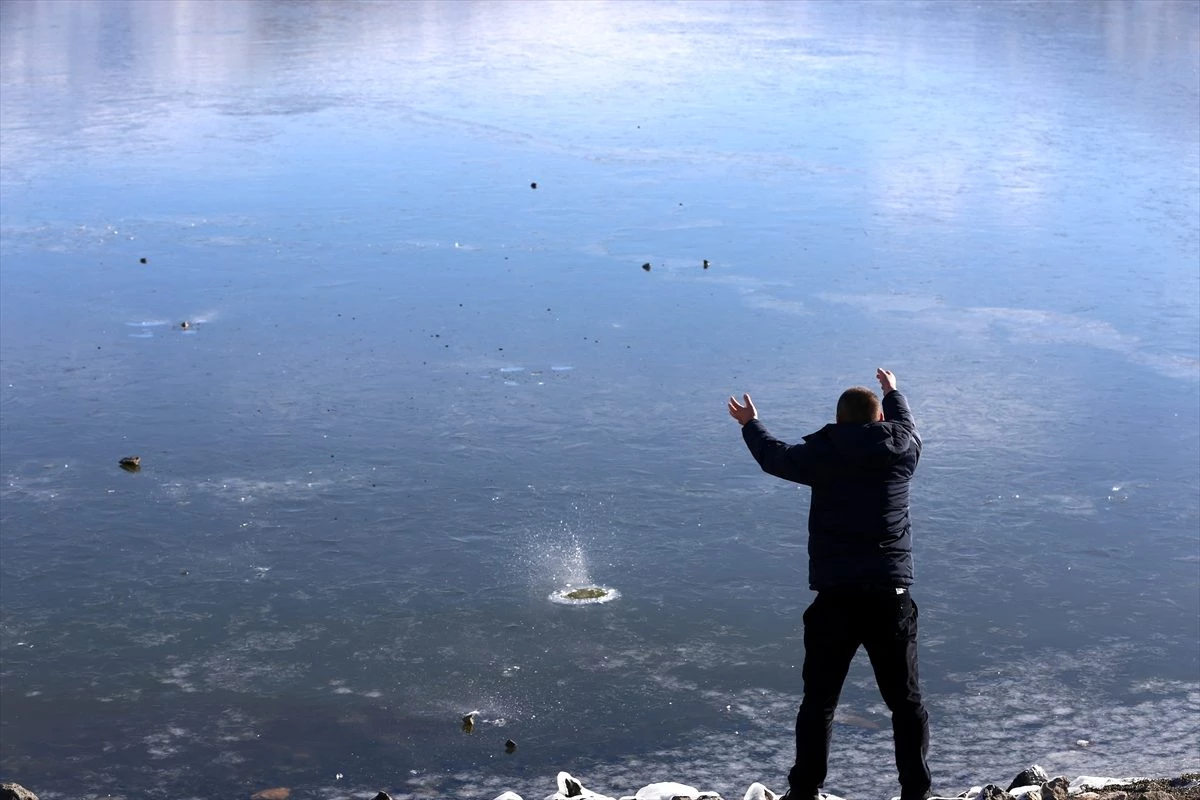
[4,768,1199,800]
[491,771,1196,800]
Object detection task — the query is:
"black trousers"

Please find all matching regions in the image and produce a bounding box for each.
[788,588,931,798]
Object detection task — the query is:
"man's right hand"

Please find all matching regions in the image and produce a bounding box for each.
[876,368,898,395]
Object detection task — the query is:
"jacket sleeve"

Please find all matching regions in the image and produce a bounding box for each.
[882,390,922,448]
[741,419,817,486]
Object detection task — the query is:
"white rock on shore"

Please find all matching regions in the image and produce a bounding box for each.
[487,766,1200,800]
[488,771,794,800]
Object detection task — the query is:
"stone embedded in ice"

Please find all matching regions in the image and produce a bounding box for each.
[634,783,699,800]
[1008,788,1041,800]
[979,786,1011,800]
[741,784,779,800]
[1008,767,1050,792]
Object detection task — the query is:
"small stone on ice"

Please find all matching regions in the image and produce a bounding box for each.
[504,738,517,753]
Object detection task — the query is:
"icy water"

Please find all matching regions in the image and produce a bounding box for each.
[1,1,1198,798]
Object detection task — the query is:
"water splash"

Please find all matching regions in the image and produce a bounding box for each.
[524,520,619,604]
[555,537,592,588]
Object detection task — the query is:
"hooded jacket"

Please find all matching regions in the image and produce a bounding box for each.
[740,390,921,591]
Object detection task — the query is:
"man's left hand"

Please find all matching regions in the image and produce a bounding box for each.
[727,393,757,425]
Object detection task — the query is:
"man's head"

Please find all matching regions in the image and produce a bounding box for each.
[836,386,883,423]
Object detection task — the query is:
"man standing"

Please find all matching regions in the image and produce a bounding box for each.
[727,368,931,800]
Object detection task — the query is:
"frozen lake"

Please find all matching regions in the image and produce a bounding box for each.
[1,1,1197,798]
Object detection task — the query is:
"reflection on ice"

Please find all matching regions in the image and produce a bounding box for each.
[187,475,334,501]
[817,293,1198,382]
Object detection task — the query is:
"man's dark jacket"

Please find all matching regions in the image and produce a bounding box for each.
[740,390,921,591]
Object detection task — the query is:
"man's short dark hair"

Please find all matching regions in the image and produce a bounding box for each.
[836,387,882,423]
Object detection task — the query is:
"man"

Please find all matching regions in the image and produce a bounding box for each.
[727,368,931,800]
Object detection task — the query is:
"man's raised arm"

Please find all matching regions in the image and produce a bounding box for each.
[728,393,816,485]
[877,368,917,433]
